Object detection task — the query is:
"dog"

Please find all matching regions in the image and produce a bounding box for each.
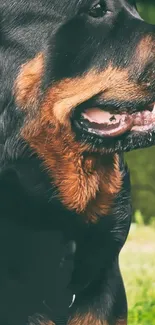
[0,0,155,324]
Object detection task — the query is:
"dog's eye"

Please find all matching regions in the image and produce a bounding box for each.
[88,2,107,18]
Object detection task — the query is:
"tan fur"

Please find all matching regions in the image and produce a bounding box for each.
[68,313,108,325]
[21,120,122,222]
[15,53,149,126]
[134,36,155,69]
[14,54,129,221]
[15,53,43,109]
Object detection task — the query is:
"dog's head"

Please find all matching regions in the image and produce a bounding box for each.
[14,0,155,219]
[15,0,155,153]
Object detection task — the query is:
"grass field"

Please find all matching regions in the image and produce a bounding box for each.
[120,225,155,325]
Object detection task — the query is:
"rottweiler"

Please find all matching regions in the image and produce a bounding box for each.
[0,0,155,325]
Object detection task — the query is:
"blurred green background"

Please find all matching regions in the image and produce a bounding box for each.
[120,1,155,325]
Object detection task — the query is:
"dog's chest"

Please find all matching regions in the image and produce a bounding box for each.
[0,216,75,325]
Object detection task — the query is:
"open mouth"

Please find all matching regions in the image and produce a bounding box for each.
[72,100,155,152]
[73,103,155,138]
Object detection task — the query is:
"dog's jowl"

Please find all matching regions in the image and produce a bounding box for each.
[0,0,155,325]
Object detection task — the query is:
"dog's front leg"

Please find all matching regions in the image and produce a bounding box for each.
[67,258,127,325]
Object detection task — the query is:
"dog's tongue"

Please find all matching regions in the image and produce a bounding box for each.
[82,108,133,137]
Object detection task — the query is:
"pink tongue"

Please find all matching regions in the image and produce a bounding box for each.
[82,108,134,137]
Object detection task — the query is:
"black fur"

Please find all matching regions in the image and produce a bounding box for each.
[0,1,155,325]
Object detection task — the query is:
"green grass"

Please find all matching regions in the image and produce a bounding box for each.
[120,225,155,325]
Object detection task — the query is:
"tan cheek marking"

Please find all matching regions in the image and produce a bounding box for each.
[15,53,148,128]
[14,54,124,221]
[133,36,155,72]
[15,53,43,109]
[43,68,146,126]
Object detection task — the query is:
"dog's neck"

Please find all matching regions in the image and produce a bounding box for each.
[21,123,122,222]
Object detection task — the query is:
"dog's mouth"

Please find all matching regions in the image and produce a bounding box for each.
[74,104,155,137]
[72,101,155,152]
